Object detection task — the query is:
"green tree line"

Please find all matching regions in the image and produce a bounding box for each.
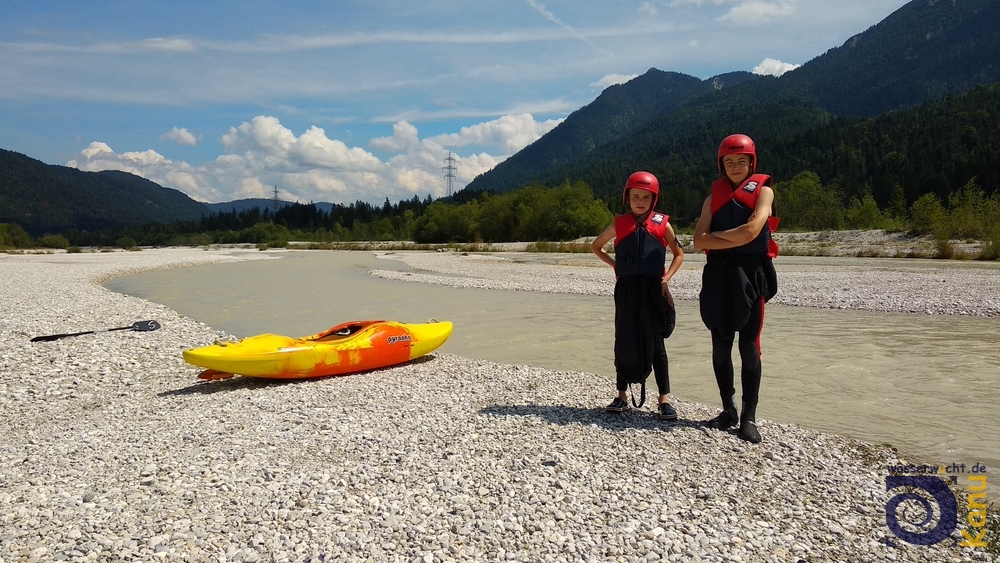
[1,182,614,249]
[4,175,998,261]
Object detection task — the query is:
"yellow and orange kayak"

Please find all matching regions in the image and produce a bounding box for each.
[183,319,453,381]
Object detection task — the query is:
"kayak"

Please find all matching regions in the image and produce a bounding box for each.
[183,319,453,380]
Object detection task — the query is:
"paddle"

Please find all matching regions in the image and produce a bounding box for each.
[30,320,161,342]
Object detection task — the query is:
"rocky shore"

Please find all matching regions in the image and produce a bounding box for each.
[369,248,1000,317]
[1,248,996,562]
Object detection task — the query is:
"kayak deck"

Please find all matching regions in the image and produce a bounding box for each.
[183,319,453,380]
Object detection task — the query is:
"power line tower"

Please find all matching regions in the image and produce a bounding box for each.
[272,185,279,214]
[443,152,457,197]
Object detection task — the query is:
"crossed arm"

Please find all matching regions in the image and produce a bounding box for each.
[692,186,774,251]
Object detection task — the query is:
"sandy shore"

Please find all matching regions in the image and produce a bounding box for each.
[1,248,995,562]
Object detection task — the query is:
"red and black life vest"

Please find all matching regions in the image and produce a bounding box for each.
[709,174,780,258]
[614,212,670,278]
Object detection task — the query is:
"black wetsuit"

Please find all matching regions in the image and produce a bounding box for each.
[613,213,675,395]
[699,185,777,413]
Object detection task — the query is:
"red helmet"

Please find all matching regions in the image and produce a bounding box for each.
[622,171,660,206]
[717,134,756,174]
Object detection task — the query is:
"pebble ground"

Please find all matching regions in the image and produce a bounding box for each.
[1,248,996,562]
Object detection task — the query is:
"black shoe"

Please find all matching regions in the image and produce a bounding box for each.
[738,420,762,443]
[605,397,630,413]
[658,402,678,421]
[707,409,738,430]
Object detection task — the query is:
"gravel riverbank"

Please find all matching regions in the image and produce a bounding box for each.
[369,250,1000,317]
[1,248,995,562]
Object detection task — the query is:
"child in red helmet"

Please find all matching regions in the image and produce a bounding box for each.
[693,134,779,443]
[590,171,685,419]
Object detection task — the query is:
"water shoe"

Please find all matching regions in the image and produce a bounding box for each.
[707,409,738,430]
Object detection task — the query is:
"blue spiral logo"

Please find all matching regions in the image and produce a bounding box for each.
[885,476,957,545]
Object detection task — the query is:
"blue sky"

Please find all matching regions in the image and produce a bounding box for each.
[1,0,909,205]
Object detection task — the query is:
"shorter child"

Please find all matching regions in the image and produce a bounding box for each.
[590,171,684,419]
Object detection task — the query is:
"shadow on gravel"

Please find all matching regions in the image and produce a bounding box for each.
[158,377,302,396]
[158,356,439,397]
[478,404,710,433]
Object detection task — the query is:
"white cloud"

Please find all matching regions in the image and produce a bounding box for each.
[428,114,562,155]
[139,38,197,52]
[752,57,800,76]
[68,141,218,200]
[718,0,797,25]
[160,127,199,146]
[591,74,639,90]
[370,121,421,153]
[639,2,659,16]
[66,114,560,204]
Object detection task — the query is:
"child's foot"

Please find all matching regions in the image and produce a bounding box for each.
[707,408,738,429]
[658,402,678,421]
[605,397,630,413]
[738,420,761,443]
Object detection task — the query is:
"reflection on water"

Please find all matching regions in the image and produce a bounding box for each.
[107,251,1000,489]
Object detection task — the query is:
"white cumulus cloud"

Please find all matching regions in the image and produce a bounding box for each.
[428,114,562,155]
[160,127,199,146]
[66,114,561,204]
[752,57,800,76]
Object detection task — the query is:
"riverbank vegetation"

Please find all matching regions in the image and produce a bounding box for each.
[5,173,999,259]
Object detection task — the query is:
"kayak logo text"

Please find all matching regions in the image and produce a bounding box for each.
[387,335,412,344]
[884,462,988,548]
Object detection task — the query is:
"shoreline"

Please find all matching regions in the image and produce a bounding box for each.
[367,249,1000,317]
[0,249,994,562]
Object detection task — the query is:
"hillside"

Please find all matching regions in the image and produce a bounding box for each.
[538,81,1000,226]
[464,0,1000,198]
[460,70,758,196]
[0,149,210,235]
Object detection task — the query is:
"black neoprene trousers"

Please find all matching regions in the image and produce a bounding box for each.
[710,295,764,407]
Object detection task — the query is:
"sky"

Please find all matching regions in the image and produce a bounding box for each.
[1,0,911,206]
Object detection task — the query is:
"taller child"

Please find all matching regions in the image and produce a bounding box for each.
[591,171,685,419]
[693,134,779,444]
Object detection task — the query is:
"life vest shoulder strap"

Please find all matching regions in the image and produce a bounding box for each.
[710,174,771,215]
[614,213,670,247]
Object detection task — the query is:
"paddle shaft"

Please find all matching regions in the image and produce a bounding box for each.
[30,321,160,342]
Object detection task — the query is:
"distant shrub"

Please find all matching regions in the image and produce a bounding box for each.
[525,241,592,253]
[116,237,138,250]
[66,246,82,254]
[909,193,946,235]
[0,223,33,248]
[845,192,887,229]
[36,234,70,249]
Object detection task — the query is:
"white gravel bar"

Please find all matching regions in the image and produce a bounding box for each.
[1,248,996,563]
[369,251,1000,317]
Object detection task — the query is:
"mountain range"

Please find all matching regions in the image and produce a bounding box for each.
[1,0,998,235]
[462,0,1000,199]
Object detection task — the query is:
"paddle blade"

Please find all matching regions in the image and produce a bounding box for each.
[133,320,161,332]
